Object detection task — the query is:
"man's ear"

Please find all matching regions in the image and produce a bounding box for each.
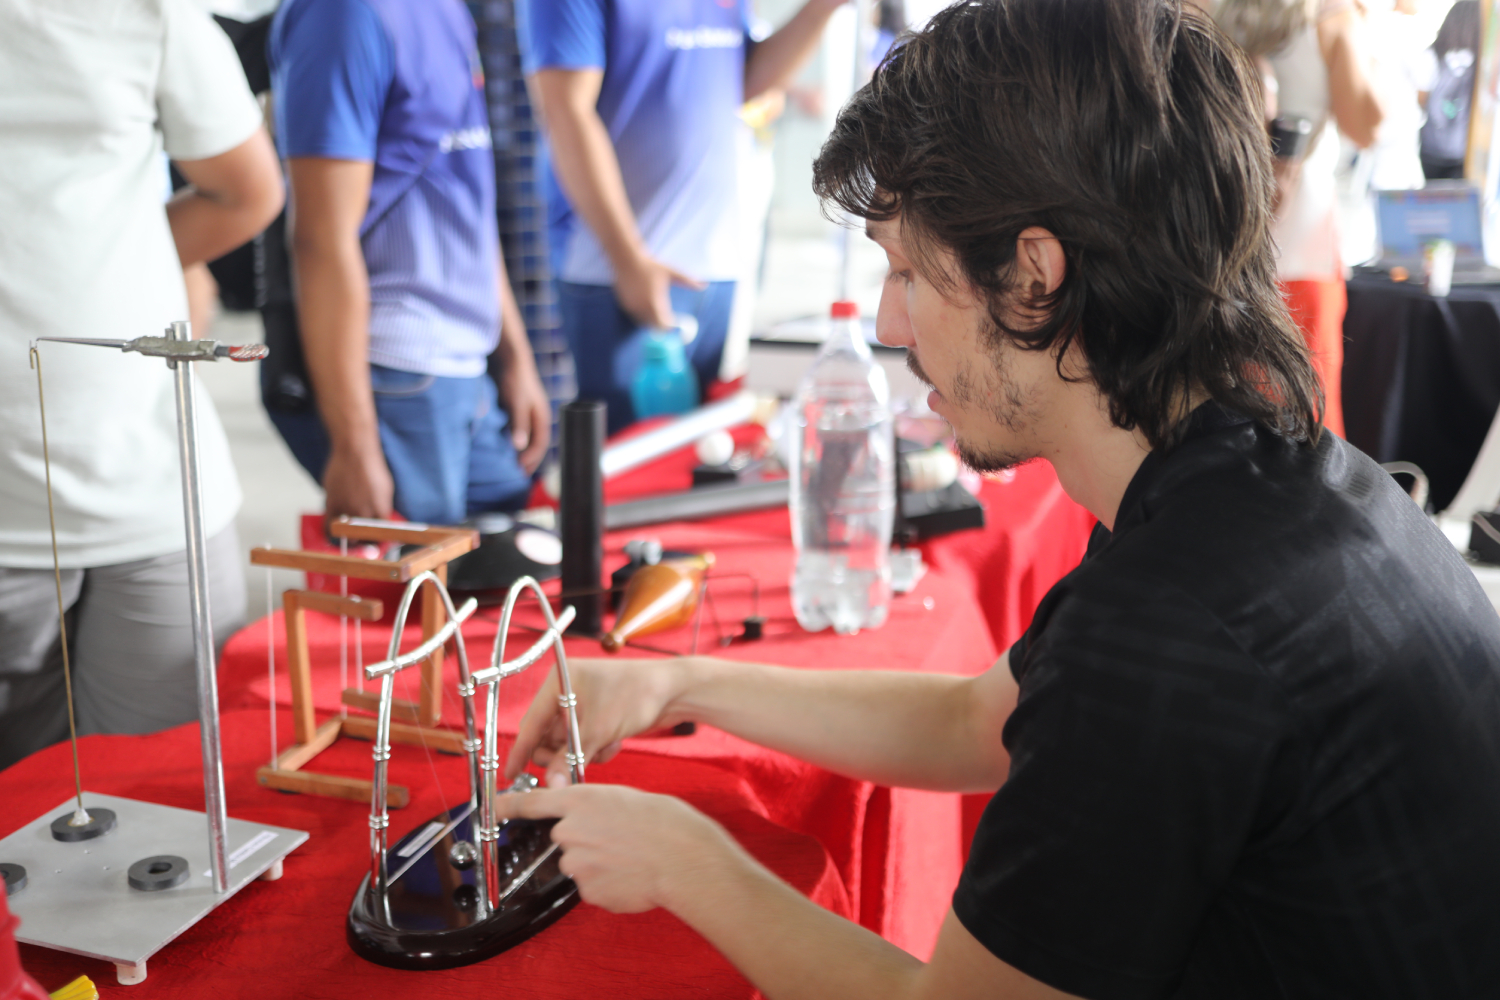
[1013,227,1065,304]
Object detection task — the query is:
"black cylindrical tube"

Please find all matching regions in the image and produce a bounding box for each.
[559,399,606,635]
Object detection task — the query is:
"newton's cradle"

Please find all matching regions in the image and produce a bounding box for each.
[1,326,587,981]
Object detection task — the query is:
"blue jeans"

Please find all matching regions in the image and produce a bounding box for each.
[268,365,533,525]
[559,280,736,434]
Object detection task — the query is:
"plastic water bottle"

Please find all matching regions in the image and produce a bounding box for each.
[630,327,699,420]
[789,301,895,634]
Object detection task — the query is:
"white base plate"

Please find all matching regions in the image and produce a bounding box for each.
[0,792,308,967]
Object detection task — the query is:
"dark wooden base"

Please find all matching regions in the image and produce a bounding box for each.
[347,802,578,970]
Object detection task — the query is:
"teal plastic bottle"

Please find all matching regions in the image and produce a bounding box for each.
[630,330,699,420]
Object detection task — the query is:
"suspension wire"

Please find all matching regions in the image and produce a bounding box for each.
[339,537,349,718]
[29,347,89,823]
[399,643,448,809]
[266,556,277,768]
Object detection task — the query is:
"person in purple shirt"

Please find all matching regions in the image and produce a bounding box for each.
[268,0,551,524]
[521,0,847,432]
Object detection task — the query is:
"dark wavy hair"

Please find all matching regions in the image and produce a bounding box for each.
[812,0,1322,449]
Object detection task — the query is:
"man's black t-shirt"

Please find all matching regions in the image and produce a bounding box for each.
[953,404,1500,999]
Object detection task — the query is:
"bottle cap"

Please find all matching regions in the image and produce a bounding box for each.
[829,301,859,319]
[643,331,674,360]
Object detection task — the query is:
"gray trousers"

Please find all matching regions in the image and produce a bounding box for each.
[0,525,246,771]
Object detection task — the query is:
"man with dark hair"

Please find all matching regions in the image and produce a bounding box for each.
[496,1,1500,996]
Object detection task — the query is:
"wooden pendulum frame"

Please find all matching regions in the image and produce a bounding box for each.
[347,575,584,970]
[248,517,478,807]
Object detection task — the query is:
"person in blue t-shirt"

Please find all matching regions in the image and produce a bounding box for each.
[267,0,551,525]
[520,0,846,433]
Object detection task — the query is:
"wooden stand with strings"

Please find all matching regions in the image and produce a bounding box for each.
[249,517,479,807]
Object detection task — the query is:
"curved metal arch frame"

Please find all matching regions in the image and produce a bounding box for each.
[362,571,481,903]
[471,576,585,911]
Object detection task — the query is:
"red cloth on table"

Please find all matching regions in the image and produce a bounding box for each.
[1283,279,1347,437]
[2,711,849,998]
[236,506,1000,960]
[2,430,1089,993]
[238,456,1090,959]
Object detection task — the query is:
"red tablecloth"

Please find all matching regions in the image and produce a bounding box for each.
[3,454,1092,996]
[4,711,849,999]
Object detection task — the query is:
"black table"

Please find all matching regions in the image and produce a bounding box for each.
[1343,273,1500,512]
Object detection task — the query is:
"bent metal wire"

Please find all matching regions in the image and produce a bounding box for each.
[360,571,480,904]
[472,577,585,912]
[359,572,583,917]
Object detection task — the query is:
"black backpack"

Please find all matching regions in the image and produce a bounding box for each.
[1421,49,1477,165]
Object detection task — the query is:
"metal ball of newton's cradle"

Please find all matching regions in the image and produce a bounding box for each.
[448,841,478,871]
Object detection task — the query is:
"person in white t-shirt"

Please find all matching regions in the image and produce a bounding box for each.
[0,0,283,770]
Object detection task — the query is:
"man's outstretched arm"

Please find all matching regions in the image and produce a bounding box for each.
[507,652,1017,794]
[169,128,284,267]
[744,0,846,102]
[285,157,393,519]
[497,782,1075,1000]
[530,68,703,330]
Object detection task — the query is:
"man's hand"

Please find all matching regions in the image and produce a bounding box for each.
[506,656,716,783]
[495,778,1075,1000]
[497,782,737,913]
[530,68,706,330]
[322,442,394,520]
[495,340,552,473]
[615,252,705,330]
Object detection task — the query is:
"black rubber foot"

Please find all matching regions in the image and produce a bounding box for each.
[128,855,189,891]
[1,863,26,895]
[50,807,116,842]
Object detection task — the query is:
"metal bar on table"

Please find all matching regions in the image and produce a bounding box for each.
[362,597,478,680]
[604,478,790,530]
[168,320,229,894]
[470,604,576,686]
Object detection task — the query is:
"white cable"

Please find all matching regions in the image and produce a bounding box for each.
[265,552,277,769]
[340,537,349,719]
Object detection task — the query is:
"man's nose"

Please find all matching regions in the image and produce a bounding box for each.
[875,286,914,348]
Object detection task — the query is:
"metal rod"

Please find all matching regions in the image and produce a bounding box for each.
[266,560,277,769]
[169,320,229,893]
[340,538,348,720]
[364,571,482,905]
[28,347,90,827]
[416,577,487,910]
[362,598,477,679]
[470,604,576,686]
[477,579,586,910]
[31,337,128,350]
[599,391,760,478]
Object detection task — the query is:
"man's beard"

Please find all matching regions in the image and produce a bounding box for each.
[906,347,1035,475]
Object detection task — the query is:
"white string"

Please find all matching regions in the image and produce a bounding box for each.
[265,552,277,769]
[398,652,448,808]
[339,537,349,719]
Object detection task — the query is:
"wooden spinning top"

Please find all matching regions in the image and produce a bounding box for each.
[602,553,714,652]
